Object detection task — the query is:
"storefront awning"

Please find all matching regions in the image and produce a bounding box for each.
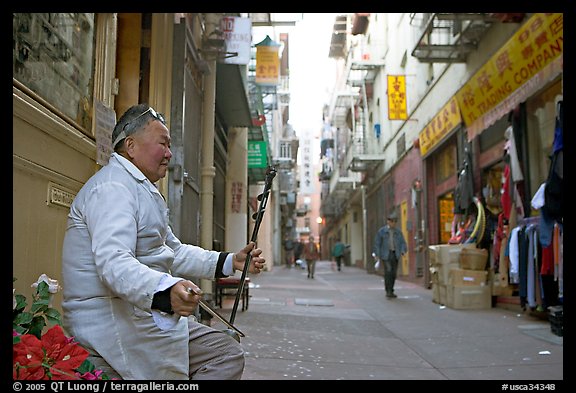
[216,63,252,128]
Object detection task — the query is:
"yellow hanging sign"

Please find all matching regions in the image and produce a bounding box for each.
[256,43,280,86]
[387,75,408,120]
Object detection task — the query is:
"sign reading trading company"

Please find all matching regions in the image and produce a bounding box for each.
[418,96,462,157]
[456,13,563,140]
[248,141,268,168]
[387,75,408,120]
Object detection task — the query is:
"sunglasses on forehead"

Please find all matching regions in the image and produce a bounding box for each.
[113,107,166,149]
[122,107,165,131]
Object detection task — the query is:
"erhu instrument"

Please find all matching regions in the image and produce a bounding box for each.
[193,166,276,342]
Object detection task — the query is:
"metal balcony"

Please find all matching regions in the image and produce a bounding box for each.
[329,15,349,59]
[347,59,385,87]
[329,90,359,129]
[410,13,497,63]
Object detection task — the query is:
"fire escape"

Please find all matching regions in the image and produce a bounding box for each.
[410,13,498,63]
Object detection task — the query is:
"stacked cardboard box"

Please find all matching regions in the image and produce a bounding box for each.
[429,244,492,309]
[446,268,491,309]
[429,244,475,305]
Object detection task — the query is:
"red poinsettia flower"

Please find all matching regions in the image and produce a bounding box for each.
[13,325,89,380]
[13,333,46,379]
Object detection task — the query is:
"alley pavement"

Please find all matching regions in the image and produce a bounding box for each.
[212,260,563,384]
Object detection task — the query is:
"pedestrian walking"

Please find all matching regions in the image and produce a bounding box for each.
[294,239,305,269]
[303,235,320,279]
[331,239,345,272]
[284,237,295,268]
[373,211,407,298]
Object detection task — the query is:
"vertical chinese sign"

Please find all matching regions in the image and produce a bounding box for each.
[299,136,316,195]
[255,35,281,86]
[387,75,408,120]
[231,182,244,213]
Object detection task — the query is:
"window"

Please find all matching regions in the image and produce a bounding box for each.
[434,142,457,184]
[13,13,96,131]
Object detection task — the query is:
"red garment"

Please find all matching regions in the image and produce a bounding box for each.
[541,243,555,275]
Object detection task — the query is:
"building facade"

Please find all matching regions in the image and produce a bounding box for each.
[321,12,563,301]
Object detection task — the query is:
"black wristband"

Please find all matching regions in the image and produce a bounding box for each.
[215,252,231,278]
[151,287,174,314]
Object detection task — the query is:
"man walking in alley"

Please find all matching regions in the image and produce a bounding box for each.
[284,236,295,268]
[303,235,320,279]
[373,211,407,298]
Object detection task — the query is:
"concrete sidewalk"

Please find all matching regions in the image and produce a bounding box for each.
[212,260,563,381]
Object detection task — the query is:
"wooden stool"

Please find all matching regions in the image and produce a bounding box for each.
[215,277,250,311]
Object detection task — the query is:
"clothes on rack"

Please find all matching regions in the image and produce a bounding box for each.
[504,218,562,310]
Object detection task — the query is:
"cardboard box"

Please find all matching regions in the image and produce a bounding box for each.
[449,268,488,286]
[437,263,460,285]
[446,285,492,309]
[428,244,476,266]
[432,283,448,305]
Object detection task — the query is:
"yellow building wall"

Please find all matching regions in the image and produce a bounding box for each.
[13,88,98,310]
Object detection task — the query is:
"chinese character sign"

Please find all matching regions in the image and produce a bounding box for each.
[418,96,462,157]
[255,35,280,86]
[231,181,244,213]
[248,141,268,168]
[387,75,408,120]
[299,136,317,195]
[455,13,563,129]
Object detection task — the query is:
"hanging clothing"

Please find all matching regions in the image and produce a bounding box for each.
[517,226,528,309]
[542,100,563,223]
[501,165,512,221]
[454,146,474,214]
[504,125,524,182]
[554,224,563,300]
[507,226,520,284]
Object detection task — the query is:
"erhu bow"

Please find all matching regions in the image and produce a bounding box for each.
[229,166,276,328]
[194,166,276,342]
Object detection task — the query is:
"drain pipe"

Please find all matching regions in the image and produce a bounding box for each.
[361,184,368,271]
[199,12,220,324]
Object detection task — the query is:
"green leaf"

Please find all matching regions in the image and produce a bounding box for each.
[45,307,62,319]
[76,360,96,374]
[13,325,27,335]
[31,299,49,314]
[36,281,50,298]
[14,311,34,325]
[28,316,46,339]
[15,294,28,311]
